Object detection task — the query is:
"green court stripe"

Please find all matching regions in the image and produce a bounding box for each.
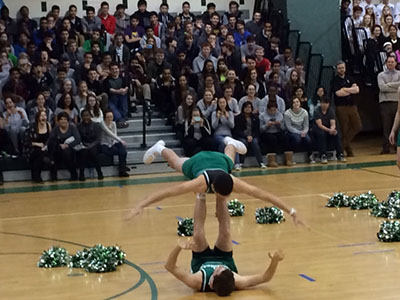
[0,160,396,195]
[0,231,158,300]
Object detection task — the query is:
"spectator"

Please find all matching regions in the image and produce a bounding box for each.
[220,40,241,74]
[361,14,374,37]
[216,58,229,84]
[25,110,52,183]
[239,84,261,113]
[2,67,29,108]
[377,55,400,154]
[268,71,286,100]
[140,26,161,49]
[284,97,314,163]
[178,34,199,63]
[55,78,77,105]
[26,63,53,101]
[309,87,326,120]
[233,101,266,170]
[155,67,175,124]
[352,5,364,27]
[61,39,84,70]
[255,47,271,80]
[233,20,251,47]
[176,92,196,141]
[133,0,151,28]
[114,4,129,35]
[259,85,286,115]
[294,86,309,111]
[259,101,288,167]
[256,21,273,51]
[0,6,17,43]
[173,75,196,109]
[17,6,37,36]
[77,109,103,181]
[149,11,165,40]
[223,1,243,25]
[286,58,306,85]
[313,98,347,164]
[82,29,105,53]
[82,6,102,38]
[101,110,129,177]
[97,52,112,81]
[243,68,266,99]
[240,36,258,64]
[275,47,295,74]
[74,81,88,111]
[211,97,235,152]
[193,42,218,74]
[147,49,171,81]
[48,111,80,181]
[3,97,29,154]
[98,1,116,35]
[201,3,217,24]
[332,61,362,157]
[54,92,79,124]
[179,2,195,23]
[285,69,304,105]
[245,10,262,35]
[67,5,83,38]
[87,68,108,112]
[382,14,395,37]
[104,62,129,128]
[197,89,217,119]
[28,93,53,124]
[225,69,244,100]
[109,32,130,65]
[385,24,400,52]
[223,85,240,116]
[266,59,286,86]
[158,3,174,26]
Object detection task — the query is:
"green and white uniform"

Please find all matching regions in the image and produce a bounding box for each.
[182,151,234,179]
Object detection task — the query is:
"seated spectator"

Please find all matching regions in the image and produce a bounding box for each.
[164,37,178,62]
[82,30,105,53]
[256,21,273,50]
[13,32,29,58]
[285,69,304,106]
[98,1,116,35]
[233,19,251,47]
[243,68,266,99]
[128,56,151,105]
[2,97,29,154]
[50,67,73,99]
[147,49,171,81]
[221,40,241,74]
[201,2,217,25]
[176,92,196,141]
[87,68,108,112]
[158,2,174,26]
[54,93,79,124]
[197,59,219,94]
[284,97,314,163]
[28,93,53,124]
[233,101,265,170]
[224,69,244,100]
[313,97,346,164]
[58,17,79,46]
[255,47,271,80]
[382,14,394,37]
[266,59,286,86]
[265,37,280,62]
[268,71,287,100]
[77,109,103,181]
[294,86,309,111]
[223,85,240,116]
[216,58,229,84]
[240,36,258,64]
[155,67,175,124]
[124,15,145,51]
[0,114,16,156]
[183,107,213,156]
[25,110,52,183]
[140,26,161,49]
[385,24,400,52]
[179,2,195,23]
[55,78,77,106]
[193,42,218,74]
[211,97,235,152]
[104,62,129,128]
[2,67,29,108]
[133,0,151,28]
[198,74,221,99]
[361,13,374,38]
[173,75,196,109]
[109,32,130,65]
[259,85,286,115]
[81,6,102,38]
[74,81,88,111]
[245,10,262,35]
[197,89,217,119]
[100,110,129,177]
[352,5,363,27]
[275,47,295,74]
[142,36,158,62]
[48,112,80,181]
[259,101,288,166]
[239,84,261,113]
[26,63,53,102]
[149,11,165,40]
[223,1,243,25]
[114,4,130,35]
[309,86,326,120]
[285,58,306,85]
[178,33,199,62]
[61,39,84,70]
[97,52,112,81]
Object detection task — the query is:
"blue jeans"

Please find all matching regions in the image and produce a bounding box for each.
[109,94,128,122]
[235,137,263,165]
[213,134,229,153]
[101,143,127,170]
[286,132,313,153]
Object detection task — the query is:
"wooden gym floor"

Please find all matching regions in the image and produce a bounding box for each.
[1,135,400,300]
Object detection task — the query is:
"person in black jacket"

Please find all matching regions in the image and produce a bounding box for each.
[183,107,214,157]
[233,101,266,170]
[77,109,103,181]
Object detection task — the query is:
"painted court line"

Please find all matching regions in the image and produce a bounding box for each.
[299,274,316,282]
[319,194,331,199]
[338,242,376,248]
[232,240,240,245]
[353,249,395,255]
[140,261,166,266]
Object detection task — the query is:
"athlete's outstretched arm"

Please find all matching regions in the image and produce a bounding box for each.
[125,177,205,219]
[164,241,202,290]
[232,177,305,226]
[234,249,284,290]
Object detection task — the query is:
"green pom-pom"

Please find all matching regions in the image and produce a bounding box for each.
[377,220,400,242]
[370,190,400,219]
[228,199,245,216]
[255,207,285,224]
[79,244,126,273]
[37,246,70,268]
[350,191,379,210]
[326,193,350,207]
[177,218,194,236]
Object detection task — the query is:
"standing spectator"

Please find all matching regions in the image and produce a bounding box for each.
[233,101,266,170]
[114,4,129,35]
[332,61,362,157]
[48,112,80,181]
[284,97,314,163]
[3,97,29,154]
[25,110,52,183]
[104,62,129,128]
[81,6,102,38]
[377,55,400,153]
[313,98,347,164]
[212,97,235,153]
[259,101,288,167]
[77,109,103,181]
[133,0,151,28]
[158,3,174,26]
[101,110,129,177]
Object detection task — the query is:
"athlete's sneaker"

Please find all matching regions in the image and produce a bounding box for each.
[234,163,242,171]
[320,154,328,164]
[143,140,165,164]
[224,136,247,154]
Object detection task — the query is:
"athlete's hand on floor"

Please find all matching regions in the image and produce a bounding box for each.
[292,213,307,228]
[124,205,144,220]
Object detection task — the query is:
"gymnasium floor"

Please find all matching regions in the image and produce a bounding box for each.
[1,135,400,300]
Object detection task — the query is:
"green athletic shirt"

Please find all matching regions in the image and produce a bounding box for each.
[181,151,234,180]
[191,259,238,292]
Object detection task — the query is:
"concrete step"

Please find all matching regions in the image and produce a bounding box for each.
[119,132,177,144]
[125,139,181,150]
[126,147,184,163]
[124,118,166,127]
[117,124,173,134]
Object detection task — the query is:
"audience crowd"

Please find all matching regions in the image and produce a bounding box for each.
[0,0,355,185]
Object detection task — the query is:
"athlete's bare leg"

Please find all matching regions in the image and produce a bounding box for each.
[214,195,232,252]
[192,193,209,252]
[161,148,189,173]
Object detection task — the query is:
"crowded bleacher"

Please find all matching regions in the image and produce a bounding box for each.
[1,0,396,185]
